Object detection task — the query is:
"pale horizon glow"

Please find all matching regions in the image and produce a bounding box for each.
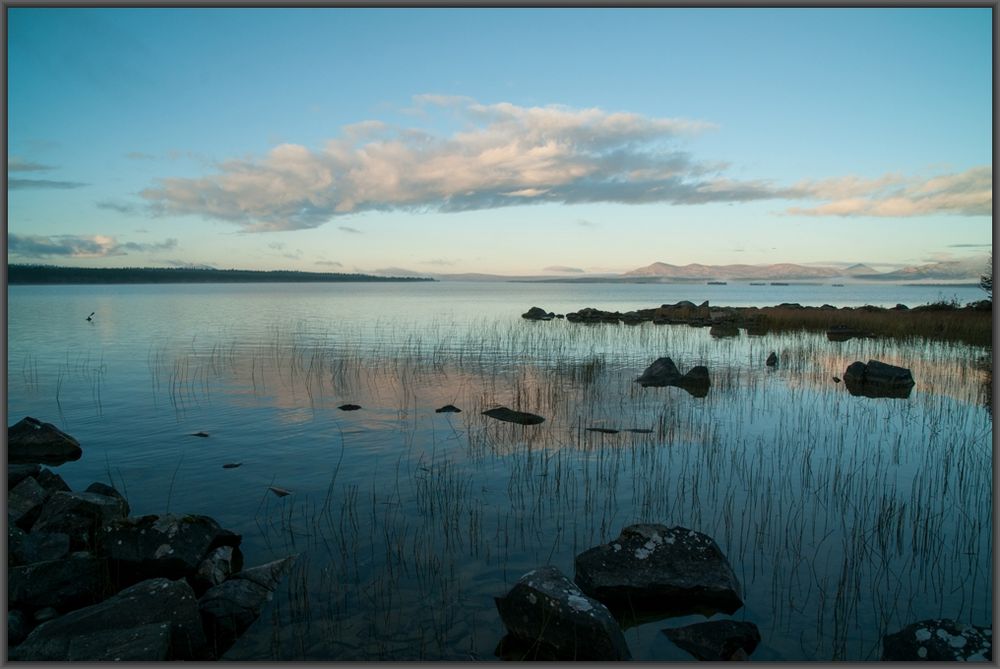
[7,8,992,276]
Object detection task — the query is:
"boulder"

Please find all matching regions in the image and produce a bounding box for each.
[8,463,41,488]
[881,619,992,661]
[766,352,778,367]
[7,417,83,465]
[9,475,51,530]
[843,360,915,399]
[679,366,711,398]
[575,524,742,619]
[31,491,127,550]
[636,357,682,386]
[435,404,462,413]
[101,513,241,589]
[11,577,209,660]
[494,565,630,660]
[65,623,172,661]
[9,610,29,646]
[191,545,243,596]
[10,530,71,566]
[663,620,761,660]
[482,406,545,425]
[35,467,71,493]
[9,554,111,614]
[522,306,555,321]
[85,482,131,516]
[337,404,362,411]
[199,556,297,657]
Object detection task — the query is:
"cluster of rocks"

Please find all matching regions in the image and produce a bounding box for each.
[8,417,295,660]
[635,357,711,398]
[494,523,758,661]
[881,619,993,661]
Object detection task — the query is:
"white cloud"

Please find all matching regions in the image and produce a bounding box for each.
[9,234,177,258]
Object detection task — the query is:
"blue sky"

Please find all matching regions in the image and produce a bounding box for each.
[7,7,992,275]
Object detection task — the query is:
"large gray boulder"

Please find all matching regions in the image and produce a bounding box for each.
[494,565,631,660]
[101,513,241,589]
[843,359,915,398]
[31,491,128,550]
[575,524,742,618]
[881,619,992,661]
[663,620,761,660]
[9,554,111,614]
[199,556,297,657]
[10,577,209,660]
[7,417,83,465]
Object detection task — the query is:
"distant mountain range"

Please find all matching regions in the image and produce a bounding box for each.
[619,258,986,282]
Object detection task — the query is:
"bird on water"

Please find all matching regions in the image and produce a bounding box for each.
[86,312,95,322]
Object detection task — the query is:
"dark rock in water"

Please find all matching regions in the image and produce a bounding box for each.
[575,524,743,619]
[494,565,631,660]
[338,404,362,411]
[31,491,128,550]
[625,428,654,434]
[522,306,555,321]
[222,462,242,469]
[191,431,210,438]
[637,358,710,397]
[663,620,761,660]
[435,404,462,413]
[9,475,51,530]
[100,513,241,589]
[636,357,682,387]
[11,577,209,661]
[843,359,915,398]
[10,530,71,567]
[9,609,29,646]
[191,545,243,596]
[8,417,83,465]
[9,554,111,614]
[84,482,130,517]
[199,556,297,658]
[482,406,545,425]
[881,619,992,661]
[586,427,620,434]
[268,486,292,497]
[9,463,41,488]
[832,376,841,384]
[766,352,778,367]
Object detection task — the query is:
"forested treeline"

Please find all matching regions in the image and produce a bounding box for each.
[7,265,434,284]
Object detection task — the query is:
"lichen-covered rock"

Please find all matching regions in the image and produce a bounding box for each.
[494,565,630,660]
[575,524,743,618]
[9,554,111,614]
[101,513,241,590]
[663,620,761,660]
[31,491,127,550]
[881,619,992,661]
[199,556,297,657]
[11,577,209,660]
[7,417,83,465]
[191,545,243,596]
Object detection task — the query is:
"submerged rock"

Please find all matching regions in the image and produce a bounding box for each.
[7,417,83,465]
[663,620,761,660]
[881,619,992,661]
[843,359,915,398]
[482,406,545,425]
[575,524,742,619]
[494,565,630,660]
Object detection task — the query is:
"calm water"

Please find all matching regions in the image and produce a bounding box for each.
[6,281,992,660]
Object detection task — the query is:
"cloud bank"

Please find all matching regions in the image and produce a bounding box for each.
[9,234,177,258]
[139,97,991,230]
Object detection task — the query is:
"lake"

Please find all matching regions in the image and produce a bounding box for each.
[6,281,992,660]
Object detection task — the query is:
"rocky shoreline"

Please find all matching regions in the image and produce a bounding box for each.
[8,417,295,661]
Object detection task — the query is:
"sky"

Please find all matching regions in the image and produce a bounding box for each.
[6,7,993,276]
